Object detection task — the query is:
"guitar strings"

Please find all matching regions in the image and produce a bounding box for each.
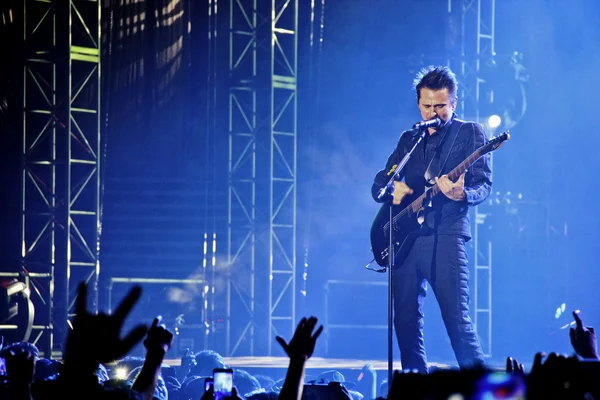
[381,133,505,239]
[384,144,493,234]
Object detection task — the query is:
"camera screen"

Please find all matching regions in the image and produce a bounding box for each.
[213,370,233,400]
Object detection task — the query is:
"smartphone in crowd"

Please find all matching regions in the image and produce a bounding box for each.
[213,368,233,400]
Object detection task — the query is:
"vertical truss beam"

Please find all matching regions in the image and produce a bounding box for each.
[458,0,476,118]
[228,0,257,356]
[227,0,297,356]
[21,0,57,356]
[65,0,101,323]
[458,0,495,121]
[21,0,101,356]
[267,0,297,356]
[472,0,495,359]
[457,0,495,358]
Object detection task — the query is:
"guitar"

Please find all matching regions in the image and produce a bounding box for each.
[370,131,510,267]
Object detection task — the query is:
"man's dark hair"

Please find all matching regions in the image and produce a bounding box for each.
[413,65,458,102]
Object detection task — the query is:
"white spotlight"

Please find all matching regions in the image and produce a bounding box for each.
[115,368,128,380]
[487,114,502,129]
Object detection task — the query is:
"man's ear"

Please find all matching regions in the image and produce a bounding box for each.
[452,96,459,110]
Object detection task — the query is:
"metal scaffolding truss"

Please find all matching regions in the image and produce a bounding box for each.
[19,0,101,355]
[228,0,258,356]
[458,0,496,121]
[267,0,298,356]
[227,0,297,356]
[453,0,496,358]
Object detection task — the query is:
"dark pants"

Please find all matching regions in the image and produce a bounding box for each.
[393,234,484,372]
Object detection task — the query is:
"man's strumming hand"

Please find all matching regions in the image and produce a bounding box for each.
[393,181,413,205]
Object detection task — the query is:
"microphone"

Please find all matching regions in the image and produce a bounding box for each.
[413,117,443,130]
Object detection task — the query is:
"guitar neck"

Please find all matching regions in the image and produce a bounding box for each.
[388,130,507,227]
[407,148,485,214]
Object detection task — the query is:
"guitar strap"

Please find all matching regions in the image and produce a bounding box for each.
[424,115,463,185]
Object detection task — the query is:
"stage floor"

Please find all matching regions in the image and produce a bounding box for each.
[163,356,452,371]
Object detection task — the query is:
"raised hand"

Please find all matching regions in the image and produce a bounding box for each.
[570,310,598,359]
[181,348,197,369]
[506,356,525,375]
[176,348,196,383]
[277,317,323,400]
[133,316,174,398]
[356,363,377,400]
[143,316,174,355]
[63,282,148,377]
[528,352,587,399]
[276,316,323,361]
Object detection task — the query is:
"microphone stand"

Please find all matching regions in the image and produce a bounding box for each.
[376,127,428,387]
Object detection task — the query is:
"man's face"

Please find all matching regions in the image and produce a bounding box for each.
[417,87,457,126]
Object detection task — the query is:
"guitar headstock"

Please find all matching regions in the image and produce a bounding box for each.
[488,130,510,152]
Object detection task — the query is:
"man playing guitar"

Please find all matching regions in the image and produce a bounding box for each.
[371,65,492,372]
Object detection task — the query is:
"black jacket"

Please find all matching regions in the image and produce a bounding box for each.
[371,117,492,239]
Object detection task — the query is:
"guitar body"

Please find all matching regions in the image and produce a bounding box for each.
[370,197,423,267]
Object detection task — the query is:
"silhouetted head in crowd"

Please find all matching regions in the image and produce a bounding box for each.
[111,356,145,379]
[233,368,261,396]
[246,390,279,400]
[316,370,346,384]
[190,349,226,376]
[0,343,59,381]
[0,341,40,359]
[253,374,276,391]
[178,376,206,400]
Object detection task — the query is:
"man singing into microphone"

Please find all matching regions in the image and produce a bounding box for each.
[371,66,492,372]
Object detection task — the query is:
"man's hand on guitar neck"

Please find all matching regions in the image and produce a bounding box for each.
[435,172,467,202]
[393,181,413,205]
